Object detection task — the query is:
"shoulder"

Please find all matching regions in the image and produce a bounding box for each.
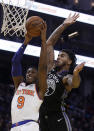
[19,82,26,87]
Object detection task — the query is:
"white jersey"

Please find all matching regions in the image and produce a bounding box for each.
[11,82,42,124]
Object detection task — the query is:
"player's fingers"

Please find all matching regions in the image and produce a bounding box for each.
[76,62,85,72]
[42,21,47,29]
[39,22,44,27]
[68,13,71,18]
[41,21,47,32]
[42,22,45,29]
[39,22,45,30]
[79,62,85,68]
[71,13,77,20]
[74,62,85,73]
[73,13,79,20]
[72,13,76,18]
[80,62,85,69]
[81,62,86,65]
[75,14,79,20]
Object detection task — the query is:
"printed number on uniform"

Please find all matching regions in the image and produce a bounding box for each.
[17,96,25,109]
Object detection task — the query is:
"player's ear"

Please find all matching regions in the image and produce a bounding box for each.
[68,59,72,65]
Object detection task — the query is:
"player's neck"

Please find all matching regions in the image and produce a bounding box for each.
[56,65,70,73]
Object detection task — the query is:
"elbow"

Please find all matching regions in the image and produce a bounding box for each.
[12,53,20,64]
[72,81,80,88]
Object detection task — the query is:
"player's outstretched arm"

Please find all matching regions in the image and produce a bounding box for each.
[11,34,32,90]
[46,13,79,72]
[63,62,85,91]
[38,22,47,100]
[72,62,85,88]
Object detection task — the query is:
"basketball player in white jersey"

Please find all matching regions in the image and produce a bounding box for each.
[10,22,47,131]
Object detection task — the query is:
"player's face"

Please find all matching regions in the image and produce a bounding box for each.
[26,68,38,84]
[56,51,72,67]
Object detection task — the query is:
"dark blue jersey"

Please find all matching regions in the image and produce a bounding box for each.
[40,68,68,113]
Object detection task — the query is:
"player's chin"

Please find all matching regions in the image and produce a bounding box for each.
[56,62,62,67]
[26,78,33,84]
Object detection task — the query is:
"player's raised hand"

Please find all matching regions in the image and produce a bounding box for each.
[63,13,79,26]
[24,31,33,45]
[73,62,85,76]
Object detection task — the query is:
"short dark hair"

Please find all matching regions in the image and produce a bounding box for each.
[61,49,77,74]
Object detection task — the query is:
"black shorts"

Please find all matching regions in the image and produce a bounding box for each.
[39,110,72,131]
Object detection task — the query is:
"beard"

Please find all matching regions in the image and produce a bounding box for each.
[55,61,67,72]
[56,61,66,67]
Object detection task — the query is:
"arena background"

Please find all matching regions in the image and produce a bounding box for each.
[0,0,94,130]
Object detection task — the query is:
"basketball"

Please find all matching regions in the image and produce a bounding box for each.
[25,16,44,37]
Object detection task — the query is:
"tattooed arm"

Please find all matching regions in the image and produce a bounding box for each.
[46,24,67,72]
[46,13,79,72]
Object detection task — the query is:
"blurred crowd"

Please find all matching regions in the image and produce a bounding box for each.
[0,83,94,131]
[0,84,14,131]
[66,91,94,131]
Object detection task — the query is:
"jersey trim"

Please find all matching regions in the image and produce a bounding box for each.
[11,120,38,128]
[61,106,72,131]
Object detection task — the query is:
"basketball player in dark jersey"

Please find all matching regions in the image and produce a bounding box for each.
[39,13,85,131]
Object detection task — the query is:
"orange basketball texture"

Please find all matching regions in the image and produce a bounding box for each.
[25,16,44,37]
